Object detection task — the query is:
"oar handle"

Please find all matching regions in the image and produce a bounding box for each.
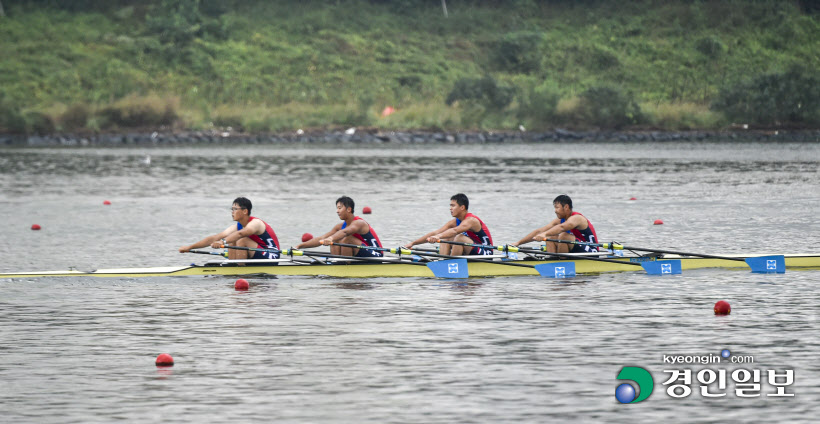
[403,245,539,269]
[220,244,283,253]
[323,241,389,251]
[322,241,421,256]
[188,249,228,257]
[218,244,428,265]
[221,244,317,258]
[291,248,429,266]
[542,238,623,250]
[438,239,521,253]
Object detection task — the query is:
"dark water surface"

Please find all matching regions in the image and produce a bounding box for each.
[1,141,819,422]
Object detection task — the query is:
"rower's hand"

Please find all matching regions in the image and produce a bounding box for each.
[532,234,547,242]
[319,239,332,246]
[402,242,414,249]
[179,246,190,253]
[426,236,441,243]
[211,241,224,249]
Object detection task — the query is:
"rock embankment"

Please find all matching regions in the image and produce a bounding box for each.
[1,129,817,146]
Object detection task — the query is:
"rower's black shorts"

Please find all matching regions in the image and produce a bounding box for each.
[570,243,599,254]
[252,249,281,261]
[468,246,494,255]
[355,246,384,257]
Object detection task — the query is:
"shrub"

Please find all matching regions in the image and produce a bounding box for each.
[642,102,723,130]
[695,36,726,58]
[396,75,422,90]
[60,103,91,130]
[515,79,560,129]
[576,85,643,129]
[446,75,515,112]
[99,95,178,129]
[145,0,204,47]
[587,45,621,71]
[487,31,542,73]
[211,113,244,131]
[0,100,27,133]
[712,68,820,126]
[23,111,56,134]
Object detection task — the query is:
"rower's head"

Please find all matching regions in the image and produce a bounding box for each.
[450,193,469,217]
[553,194,572,219]
[232,197,252,220]
[336,195,355,219]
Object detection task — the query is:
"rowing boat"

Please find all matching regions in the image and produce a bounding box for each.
[2,253,819,279]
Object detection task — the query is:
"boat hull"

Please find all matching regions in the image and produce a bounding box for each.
[2,254,819,278]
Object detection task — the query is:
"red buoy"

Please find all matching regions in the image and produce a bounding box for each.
[235,278,249,291]
[31,224,41,230]
[103,200,111,205]
[629,197,637,201]
[653,219,664,225]
[301,233,313,243]
[362,206,372,214]
[155,353,174,366]
[714,300,731,315]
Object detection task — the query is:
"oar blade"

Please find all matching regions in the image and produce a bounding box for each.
[534,262,576,278]
[426,259,469,279]
[640,260,682,275]
[745,255,786,274]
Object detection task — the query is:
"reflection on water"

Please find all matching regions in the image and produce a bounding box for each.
[1,140,819,423]
[331,281,376,290]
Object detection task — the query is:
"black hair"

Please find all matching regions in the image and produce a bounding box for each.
[336,195,355,213]
[451,193,469,209]
[553,194,572,209]
[233,197,252,214]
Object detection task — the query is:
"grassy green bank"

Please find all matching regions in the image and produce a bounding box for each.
[1,0,818,134]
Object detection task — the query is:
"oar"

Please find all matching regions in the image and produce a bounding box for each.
[323,241,536,278]
[413,240,622,278]
[438,240,680,276]
[218,244,430,267]
[542,239,784,274]
[189,249,228,257]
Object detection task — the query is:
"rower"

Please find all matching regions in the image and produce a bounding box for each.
[178,197,281,261]
[296,196,384,257]
[404,193,494,256]
[514,194,599,253]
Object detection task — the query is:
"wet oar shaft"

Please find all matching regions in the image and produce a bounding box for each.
[543,239,745,262]
[439,240,642,267]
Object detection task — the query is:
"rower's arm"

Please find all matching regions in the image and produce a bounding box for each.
[433,217,477,241]
[326,220,365,243]
[405,221,454,248]
[296,224,341,249]
[225,220,263,244]
[534,216,581,240]
[515,224,552,246]
[179,225,235,252]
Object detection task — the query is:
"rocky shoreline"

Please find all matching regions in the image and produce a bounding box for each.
[1,129,818,146]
